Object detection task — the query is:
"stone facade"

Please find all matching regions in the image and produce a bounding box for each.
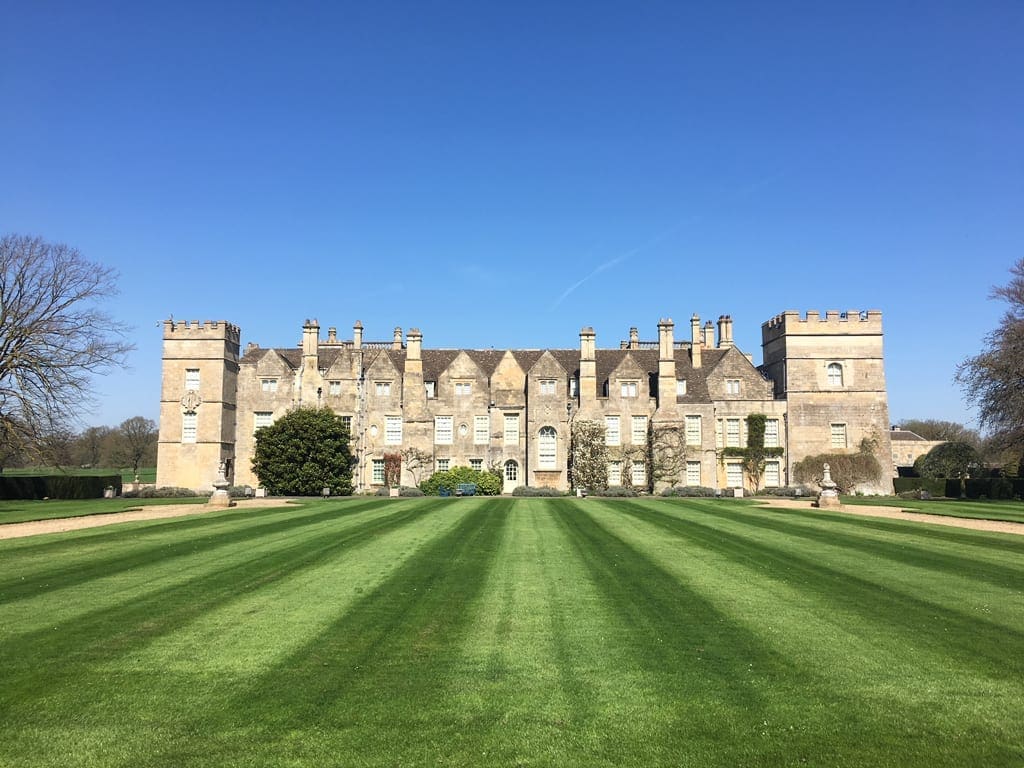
[156,311,894,495]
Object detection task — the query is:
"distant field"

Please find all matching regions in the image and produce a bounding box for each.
[1,496,1022,767]
[1,466,157,483]
[843,495,1024,524]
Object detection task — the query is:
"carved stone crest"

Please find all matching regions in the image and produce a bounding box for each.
[181,390,202,411]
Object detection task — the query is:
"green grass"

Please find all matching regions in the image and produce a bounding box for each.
[0,496,209,525]
[2,465,157,483]
[842,495,1024,524]
[1,497,1022,767]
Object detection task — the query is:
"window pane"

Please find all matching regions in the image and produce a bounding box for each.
[685,415,701,446]
[182,412,197,443]
[371,459,385,484]
[385,416,402,445]
[474,415,489,445]
[686,461,701,486]
[726,419,740,447]
[538,426,557,469]
[631,416,647,445]
[605,416,620,446]
[608,461,622,485]
[435,416,453,444]
[504,414,520,445]
[185,368,200,390]
[765,419,779,448]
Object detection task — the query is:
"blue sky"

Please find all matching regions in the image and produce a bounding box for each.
[2,1,1021,429]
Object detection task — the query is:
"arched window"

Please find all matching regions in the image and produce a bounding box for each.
[827,363,844,386]
[538,426,557,469]
[504,460,518,482]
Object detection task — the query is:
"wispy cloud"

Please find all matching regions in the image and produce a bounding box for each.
[550,172,784,309]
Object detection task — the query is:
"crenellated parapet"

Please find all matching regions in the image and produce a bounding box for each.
[762,309,882,343]
[163,319,241,342]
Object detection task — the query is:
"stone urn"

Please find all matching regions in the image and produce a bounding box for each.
[208,461,235,508]
[815,462,841,508]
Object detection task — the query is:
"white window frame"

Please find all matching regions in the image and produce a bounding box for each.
[831,422,847,449]
[182,411,197,443]
[435,416,453,445]
[608,460,622,486]
[371,459,385,484]
[470,458,483,471]
[339,415,352,432]
[620,381,638,398]
[436,458,450,472]
[685,415,701,446]
[455,381,472,396]
[253,411,273,434]
[726,418,741,448]
[631,415,647,446]
[424,380,436,398]
[504,413,520,445]
[676,379,687,396]
[569,378,578,397]
[328,380,342,396]
[385,416,402,445]
[726,379,740,395]
[538,426,557,470]
[764,419,780,448]
[827,363,844,387]
[185,368,200,391]
[375,381,391,397]
[605,416,621,446]
[539,379,556,395]
[726,462,743,488]
[631,460,645,486]
[474,415,489,445]
[764,461,781,487]
[686,460,701,486]
[261,378,278,393]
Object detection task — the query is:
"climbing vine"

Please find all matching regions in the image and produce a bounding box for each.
[718,414,783,491]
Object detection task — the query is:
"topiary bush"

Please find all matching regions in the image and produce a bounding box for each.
[129,486,198,498]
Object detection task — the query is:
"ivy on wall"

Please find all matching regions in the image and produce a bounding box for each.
[718,414,783,491]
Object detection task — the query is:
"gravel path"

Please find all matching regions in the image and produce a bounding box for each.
[754,497,1024,536]
[0,498,297,540]
[3,497,1022,540]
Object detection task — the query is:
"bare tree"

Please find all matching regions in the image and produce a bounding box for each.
[72,425,115,467]
[649,424,688,488]
[400,446,431,486]
[111,417,158,479]
[898,419,980,447]
[0,235,133,458]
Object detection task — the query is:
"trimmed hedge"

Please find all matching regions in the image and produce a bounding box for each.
[661,486,718,498]
[0,474,123,500]
[891,476,1024,500]
[511,486,563,497]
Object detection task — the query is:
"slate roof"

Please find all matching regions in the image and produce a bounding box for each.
[239,343,755,405]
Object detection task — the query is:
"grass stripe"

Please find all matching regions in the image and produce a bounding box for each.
[612,500,1024,676]
[0,500,455,715]
[122,498,509,767]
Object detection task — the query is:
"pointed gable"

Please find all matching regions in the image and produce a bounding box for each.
[491,350,526,408]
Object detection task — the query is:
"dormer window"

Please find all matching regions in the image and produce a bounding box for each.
[676,379,687,396]
[455,381,472,396]
[425,380,436,398]
[621,381,638,398]
[725,379,740,395]
[328,380,341,396]
[375,381,391,397]
[261,378,278,393]
[539,379,556,395]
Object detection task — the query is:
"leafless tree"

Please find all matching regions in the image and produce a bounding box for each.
[400,446,431,486]
[111,416,158,479]
[649,424,688,488]
[0,235,132,459]
[957,258,1024,454]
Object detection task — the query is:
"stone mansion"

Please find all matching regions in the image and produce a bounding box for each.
[156,310,894,495]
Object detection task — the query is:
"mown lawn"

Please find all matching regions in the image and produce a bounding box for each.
[842,495,1024,524]
[1,497,1022,767]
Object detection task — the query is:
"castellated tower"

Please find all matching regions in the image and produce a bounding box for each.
[156,320,240,491]
[761,310,893,494]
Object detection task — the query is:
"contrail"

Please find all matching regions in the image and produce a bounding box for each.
[550,172,784,309]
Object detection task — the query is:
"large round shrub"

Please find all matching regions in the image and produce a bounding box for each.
[252,407,354,496]
[420,466,502,495]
